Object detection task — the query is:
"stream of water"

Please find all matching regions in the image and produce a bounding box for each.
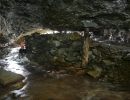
[0,47,130,100]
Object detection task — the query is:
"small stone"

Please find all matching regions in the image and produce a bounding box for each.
[92,49,101,56]
[75,69,86,76]
[10,81,25,90]
[87,67,102,78]
[123,53,130,61]
[50,49,56,55]
[102,60,115,66]
[53,40,60,47]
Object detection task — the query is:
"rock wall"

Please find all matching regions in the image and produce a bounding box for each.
[88,43,130,88]
[25,33,130,87]
[0,0,44,34]
[1,0,130,34]
[25,33,83,70]
[0,35,9,58]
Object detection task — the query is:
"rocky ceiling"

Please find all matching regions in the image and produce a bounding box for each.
[0,0,130,34]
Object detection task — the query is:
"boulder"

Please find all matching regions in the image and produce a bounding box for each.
[0,69,24,86]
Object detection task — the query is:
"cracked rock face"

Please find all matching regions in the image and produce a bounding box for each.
[0,0,130,34]
[0,0,44,34]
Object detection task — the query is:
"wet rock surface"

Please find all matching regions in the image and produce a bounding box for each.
[25,33,83,70]
[88,43,130,88]
[0,69,24,86]
[25,32,130,88]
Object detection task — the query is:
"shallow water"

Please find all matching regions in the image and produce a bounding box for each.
[0,47,130,100]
